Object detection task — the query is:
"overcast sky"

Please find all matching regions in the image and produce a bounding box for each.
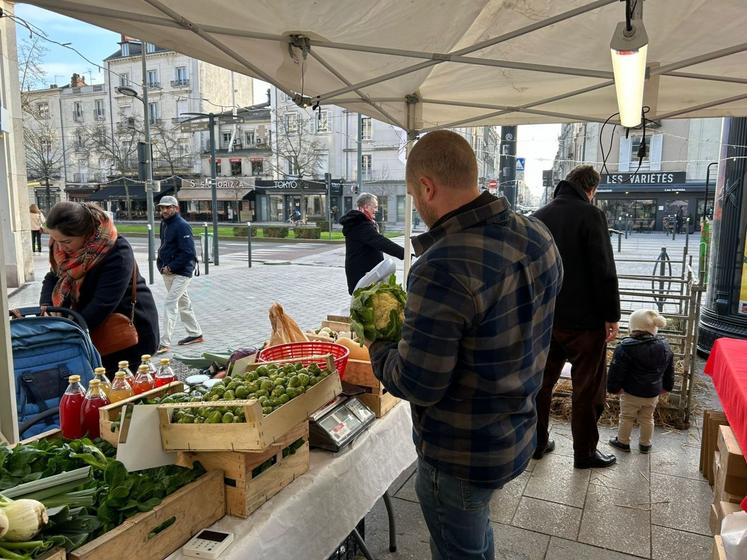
[14,3,560,195]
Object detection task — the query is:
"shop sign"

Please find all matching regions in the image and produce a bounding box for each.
[181,177,253,189]
[601,172,686,185]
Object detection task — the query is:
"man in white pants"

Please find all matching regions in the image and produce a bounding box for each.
[155,196,203,354]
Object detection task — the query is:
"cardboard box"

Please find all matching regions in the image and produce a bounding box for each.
[702,410,729,484]
[712,500,744,534]
[718,425,747,479]
[712,535,726,560]
[714,451,745,504]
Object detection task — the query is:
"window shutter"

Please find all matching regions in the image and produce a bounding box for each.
[618,136,631,172]
[649,134,663,171]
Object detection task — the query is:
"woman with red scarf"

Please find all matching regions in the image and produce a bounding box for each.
[40,202,159,373]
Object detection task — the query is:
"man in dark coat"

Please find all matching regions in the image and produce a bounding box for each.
[533,165,621,469]
[156,196,202,353]
[340,193,405,294]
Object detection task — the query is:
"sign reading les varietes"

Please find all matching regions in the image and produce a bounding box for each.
[602,172,686,185]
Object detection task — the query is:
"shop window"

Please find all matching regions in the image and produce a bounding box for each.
[230,160,242,176]
[597,199,657,232]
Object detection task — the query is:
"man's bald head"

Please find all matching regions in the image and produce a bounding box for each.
[406,130,478,191]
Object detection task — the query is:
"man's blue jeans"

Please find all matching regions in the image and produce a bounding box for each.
[415,458,496,560]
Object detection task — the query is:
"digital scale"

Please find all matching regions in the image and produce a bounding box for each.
[182,529,234,559]
[309,395,375,452]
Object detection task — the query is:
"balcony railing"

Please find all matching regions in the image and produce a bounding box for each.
[147,81,161,89]
[170,79,190,88]
[72,173,88,183]
[93,111,106,121]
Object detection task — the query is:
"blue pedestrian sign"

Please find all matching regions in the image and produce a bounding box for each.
[516,157,525,171]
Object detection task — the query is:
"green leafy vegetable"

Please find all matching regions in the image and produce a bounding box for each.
[350,274,407,342]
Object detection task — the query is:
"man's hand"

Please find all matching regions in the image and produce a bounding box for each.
[605,322,619,343]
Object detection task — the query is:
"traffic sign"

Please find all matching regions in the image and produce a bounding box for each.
[516,157,525,171]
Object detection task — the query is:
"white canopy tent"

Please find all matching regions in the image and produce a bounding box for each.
[3,0,747,442]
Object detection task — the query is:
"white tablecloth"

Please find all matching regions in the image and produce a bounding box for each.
[168,402,416,560]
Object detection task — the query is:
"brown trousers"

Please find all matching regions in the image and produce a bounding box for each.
[535,327,608,459]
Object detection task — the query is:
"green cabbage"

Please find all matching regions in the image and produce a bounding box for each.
[350,274,407,342]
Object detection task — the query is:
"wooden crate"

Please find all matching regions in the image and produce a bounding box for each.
[98,381,185,446]
[701,410,729,484]
[359,390,400,418]
[159,360,341,452]
[70,471,225,560]
[37,548,66,560]
[320,319,353,333]
[178,422,309,518]
[343,359,380,391]
[712,535,726,560]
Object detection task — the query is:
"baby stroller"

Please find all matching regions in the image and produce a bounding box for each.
[9,306,101,439]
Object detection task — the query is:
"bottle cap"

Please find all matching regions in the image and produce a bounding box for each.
[141,354,151,361]
[90,379,101,387]
[138,364,149,372]
[68,375,81,383]
[114,371,126,378]
[160,358,170,365]
[94,367,106,374]
[118,361,129,368]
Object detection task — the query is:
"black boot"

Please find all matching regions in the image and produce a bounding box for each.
[574,450,616,469]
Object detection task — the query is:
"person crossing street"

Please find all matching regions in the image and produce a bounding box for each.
[156,196,203,354]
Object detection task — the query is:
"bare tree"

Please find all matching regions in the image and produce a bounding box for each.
[271,107,324,179]
[24,124,63,212]
[18,37,48,115]
[84,119,141,219]
[151,122,191,177]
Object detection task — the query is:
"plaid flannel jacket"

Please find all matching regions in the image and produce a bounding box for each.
[370,195,563,488]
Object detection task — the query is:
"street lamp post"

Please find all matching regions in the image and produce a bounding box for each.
[208,113,219,266]
[116,83,155,285]
[704,161,718,222]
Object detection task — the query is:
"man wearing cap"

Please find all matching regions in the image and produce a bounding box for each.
[156,196,203,353]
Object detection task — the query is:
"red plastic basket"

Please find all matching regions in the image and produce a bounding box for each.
[256,341,350,379]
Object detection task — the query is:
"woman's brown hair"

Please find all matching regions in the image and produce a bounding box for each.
[29,204,40,214]
[45,201,109,238]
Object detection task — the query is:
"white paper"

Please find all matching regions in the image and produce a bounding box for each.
[116,404,177,471]
[353,258,397,293]
[722,510,747,559]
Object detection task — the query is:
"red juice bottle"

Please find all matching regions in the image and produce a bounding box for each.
[60,375,86,439]
[154,358,176,387]
[133,364,155,395]
[81,379,110,439]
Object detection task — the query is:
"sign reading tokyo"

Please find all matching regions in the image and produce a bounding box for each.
[601,172,686,185]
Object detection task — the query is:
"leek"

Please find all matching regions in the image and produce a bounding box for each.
[2,468,90,500]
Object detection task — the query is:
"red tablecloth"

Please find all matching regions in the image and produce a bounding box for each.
[704,338,747,456]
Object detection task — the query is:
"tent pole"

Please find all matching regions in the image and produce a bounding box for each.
[403,95,419,281]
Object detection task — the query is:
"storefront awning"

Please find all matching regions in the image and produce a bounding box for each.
[177,187,252,202]
[87,183,177,202]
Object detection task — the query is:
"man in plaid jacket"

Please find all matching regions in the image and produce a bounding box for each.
[369,130,563,560]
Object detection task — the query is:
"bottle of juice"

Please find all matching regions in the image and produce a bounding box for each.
[133,364,155,395]
[93,367,112,398]
[141,354,158,378]
[155,358,176,387]
[117,360,136,388]
[109,371,134,403]
[81,378,110,438]
[60,375,86,439]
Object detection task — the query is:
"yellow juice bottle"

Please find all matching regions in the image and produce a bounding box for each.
[109,371,134,403]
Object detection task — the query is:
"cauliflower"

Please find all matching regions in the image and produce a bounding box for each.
[350,274,407,342]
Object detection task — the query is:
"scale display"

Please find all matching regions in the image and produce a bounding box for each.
[309,396,375,452]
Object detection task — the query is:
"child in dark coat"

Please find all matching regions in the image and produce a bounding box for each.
[607,309,674,453]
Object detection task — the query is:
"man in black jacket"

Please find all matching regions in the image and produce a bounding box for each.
[340,193,405,294]
[533,165,621,469]
[156,196,202,353]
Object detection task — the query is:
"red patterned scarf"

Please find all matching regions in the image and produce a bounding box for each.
[51,217,118,307]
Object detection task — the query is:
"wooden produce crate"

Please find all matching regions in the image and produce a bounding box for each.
[99,381,184,446]
[159,360,341,452]
[344,359,400,417]
[178,422,309,518]
[70,470,224,560]
[37,548,66,560]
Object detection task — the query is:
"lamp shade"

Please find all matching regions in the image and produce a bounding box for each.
[610,21,649,128]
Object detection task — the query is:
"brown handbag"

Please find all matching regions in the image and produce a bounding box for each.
[91,264,139,357]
